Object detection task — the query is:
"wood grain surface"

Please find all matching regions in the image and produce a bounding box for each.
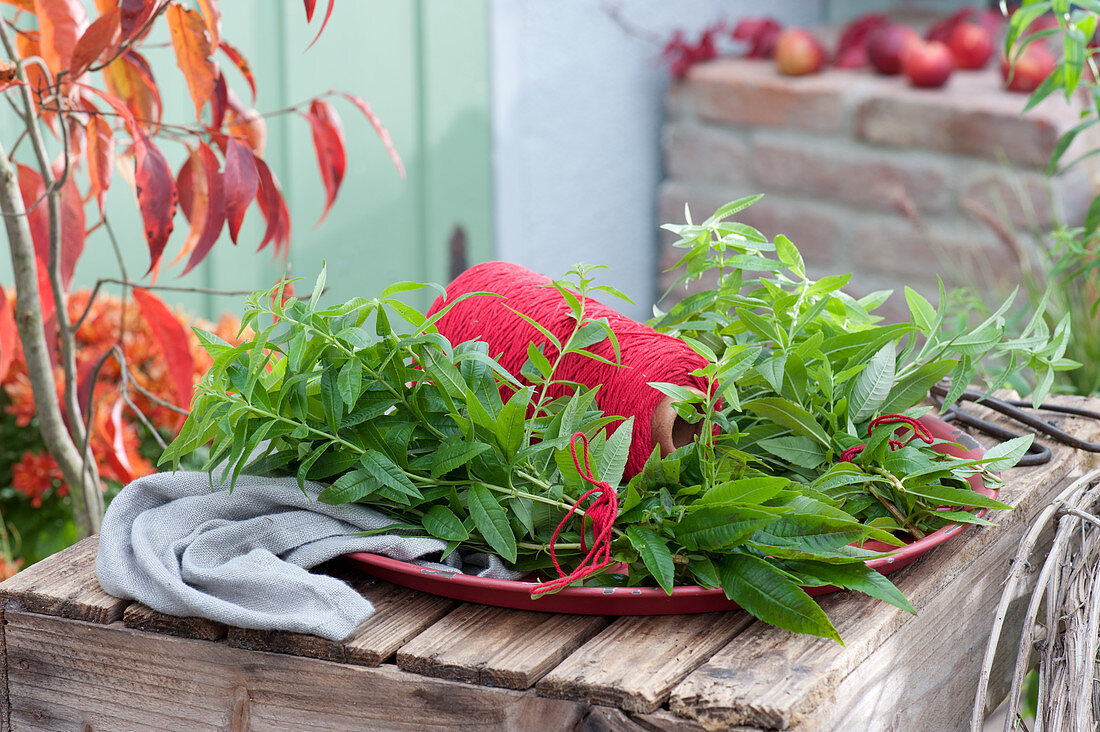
[537,612,754,714]
[4,610,586,732]
[0,535,126,624]
[227,563,458,666]
[397,603,609,689]
[123,603,227,641]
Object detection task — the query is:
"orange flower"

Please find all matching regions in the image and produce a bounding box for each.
[11,450,64,507]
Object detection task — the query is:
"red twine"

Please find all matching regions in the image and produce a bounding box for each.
[839,414,934,463]
[427,261,710,478]
[532,432,620,596]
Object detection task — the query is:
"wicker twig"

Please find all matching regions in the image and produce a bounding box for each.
[972,466,1100,731]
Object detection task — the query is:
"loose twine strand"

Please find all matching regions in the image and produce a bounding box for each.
[532,432,620,595]
[839,414,935,462]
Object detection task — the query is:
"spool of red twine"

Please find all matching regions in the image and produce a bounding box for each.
[427,261,710,477]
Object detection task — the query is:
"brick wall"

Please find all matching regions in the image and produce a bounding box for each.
[658,58,1097,319]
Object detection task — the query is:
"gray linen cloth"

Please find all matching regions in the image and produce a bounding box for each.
[96,471,522,641]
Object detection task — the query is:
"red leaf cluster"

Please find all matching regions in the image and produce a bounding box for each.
[662,22,724,78]
[731,17,782,59]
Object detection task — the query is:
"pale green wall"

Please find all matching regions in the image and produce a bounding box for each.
[0,0,493,319]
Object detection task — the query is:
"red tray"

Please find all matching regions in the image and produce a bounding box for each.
[345,416,994,614]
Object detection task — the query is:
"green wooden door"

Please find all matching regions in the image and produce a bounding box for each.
[0,0,493,318]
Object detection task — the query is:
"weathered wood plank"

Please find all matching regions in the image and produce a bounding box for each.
[669,396,1100,730]
[0,535,126,624]
[227,562,457,665]
[123,602,227,641]
[397,603,610,689]
[1,606,9,732]
[578,706,749,732]
[537,612,753,714]
[4,610,586,731]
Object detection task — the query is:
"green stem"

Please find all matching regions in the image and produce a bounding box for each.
[865,468,928,540]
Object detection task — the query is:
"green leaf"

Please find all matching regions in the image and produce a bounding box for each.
[902,483,1011,511]
[757,436,827,470]
[598,417,634,488]
[783,561,914,613]
[319,368,343,432]
[337,358,363,408]
[904,287,936,335]
[742,397,830,447]
[848,343,895,423]
[978,434,1034,471]
[627,525,675,594]
[422,505,470,541]
[717,553,841,642]
[468,484,517,563]
[431,439,492,478]
[675,506,779,551]
[495,387,532,459]
[358,449,422,501]
[697,476,789,506]
[318,468,377,504]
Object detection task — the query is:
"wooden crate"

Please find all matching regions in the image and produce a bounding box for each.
[3,397,1099,731]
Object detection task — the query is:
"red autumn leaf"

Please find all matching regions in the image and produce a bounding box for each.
[132,287,195,409]
[67,115,85,158]
[166,3,217,120]
[69,6,120,78]
[210,71,228,129]
[175,153,195,223]
[305,0,334,51]
[119,0,157,43]
[101,50,161,128]
[86,114,114,215]
[253,154,289,256]
[182,142,225,275]
[2,0,35,11]
[133,130,177,275]
[16,164,49,263]
[17,163,83,288]
[55,174,85,289]
[338,92,405,179]
[34,256,57,355]
[104,397,136,483]
[302,98,346,226]
[33,0,88,74]
[218,40,255,101]
[93,0,112,13]
[13,164,83,293]
[0,283,17,383]
[223,138,258,244]
[197,0,221,48]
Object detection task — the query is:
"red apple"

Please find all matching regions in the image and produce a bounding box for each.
[903,39,955,88]
[867,23,919,75]
[774,28,826,76]
[948,22,994,69]
[1001,42,1056,92]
